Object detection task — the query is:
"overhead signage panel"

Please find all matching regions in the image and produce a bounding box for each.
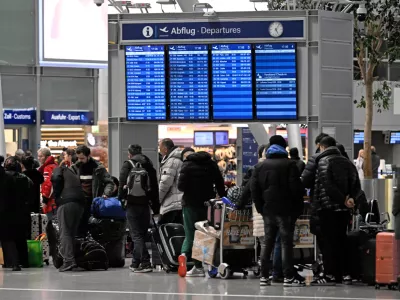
[3,108,37,125]
[121,20,305,42]
[41,111,94,125]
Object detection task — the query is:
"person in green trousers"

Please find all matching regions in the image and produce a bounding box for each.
[177,148,226,277]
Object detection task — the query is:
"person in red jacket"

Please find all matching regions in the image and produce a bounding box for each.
[37,148,58,219]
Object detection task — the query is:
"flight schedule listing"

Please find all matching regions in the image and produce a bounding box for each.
[255,43,297,120]
[169,45,209,120]
[211,44,253,120]
[125,45,166,120]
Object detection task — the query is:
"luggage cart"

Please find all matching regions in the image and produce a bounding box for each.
[205,197,260,279]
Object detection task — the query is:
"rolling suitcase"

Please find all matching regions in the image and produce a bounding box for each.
[30,213,50,265]
[375,232,400,290]
[151,222,193,273]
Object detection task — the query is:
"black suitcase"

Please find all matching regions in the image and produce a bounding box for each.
[151,223,193,273]
[360,237,376,285]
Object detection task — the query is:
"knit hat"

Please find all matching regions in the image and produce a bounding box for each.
[269,135,287,149]
[181,147,195,161]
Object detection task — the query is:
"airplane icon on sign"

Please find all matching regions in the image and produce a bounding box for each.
[160,27,169,33]
[256,45,262,49]
[213,46,218,50]
[127,47,132,51]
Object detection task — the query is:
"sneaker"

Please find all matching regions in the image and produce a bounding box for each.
[129,264,139,272]
[178,254,187,278]
[283,276,306,287]
[59,262,77,272]
[343,275,352,285]
[186,266,205,277]
[269,276,284,285]
[12,266,22,272]
[310,276,336,286]
[295,273,306,283]
[134,264,153,273]
[260,277,271,286]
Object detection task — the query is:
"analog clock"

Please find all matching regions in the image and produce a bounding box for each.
[269,21,284,38]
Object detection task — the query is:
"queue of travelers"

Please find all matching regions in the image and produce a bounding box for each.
[0,135,394,290]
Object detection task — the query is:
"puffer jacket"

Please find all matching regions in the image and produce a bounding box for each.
[178,151,225,207]
[159,147,183,215]
[38,156,58,214]
[313,147,361,212]
[251,145,304,217]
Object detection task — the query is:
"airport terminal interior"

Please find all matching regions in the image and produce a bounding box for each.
[0,0,400,299]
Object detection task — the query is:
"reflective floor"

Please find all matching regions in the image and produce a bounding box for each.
[0,263,399,300]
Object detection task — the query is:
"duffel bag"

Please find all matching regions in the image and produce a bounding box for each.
[89,217,126,243]
[75,239,109,271]
[91,197,126,220]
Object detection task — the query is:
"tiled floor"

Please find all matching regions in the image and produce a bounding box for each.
[0,265,399,300]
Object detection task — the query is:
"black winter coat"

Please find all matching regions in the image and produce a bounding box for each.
[23,169,44,213]
[0,169,31,240]
[118,154,160,214]
[178,152,226,207]
[292,158,305,174]
[313,147,361,212]
[250,153,304,217]
[51,166,86,207]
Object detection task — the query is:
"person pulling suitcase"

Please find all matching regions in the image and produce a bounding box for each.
[118,144,159,273]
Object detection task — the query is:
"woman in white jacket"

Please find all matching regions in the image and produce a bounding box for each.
[355,149,364,180]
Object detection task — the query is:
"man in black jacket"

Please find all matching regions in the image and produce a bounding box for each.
[251,135,305,287]
[177,148,226,278]
[289,147,305,174]
[52,165,86,272]
[118,144,159,273]
[310,136,360,286]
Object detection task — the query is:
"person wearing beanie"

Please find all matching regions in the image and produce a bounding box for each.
[177,150,226,278]
[251,135,305,287]
[181,147,195,161]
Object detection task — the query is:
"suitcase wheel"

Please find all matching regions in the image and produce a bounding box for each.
[45,260,50,266]
[375,284,380,290]
[253,267,261,277]
[219,267,232,280]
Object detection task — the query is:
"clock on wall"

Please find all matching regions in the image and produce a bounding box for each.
[269,21,284,38]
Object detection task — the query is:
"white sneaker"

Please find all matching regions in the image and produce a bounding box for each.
[186,266,205,277]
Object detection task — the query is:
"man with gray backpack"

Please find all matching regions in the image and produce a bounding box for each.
[118,144,159,273]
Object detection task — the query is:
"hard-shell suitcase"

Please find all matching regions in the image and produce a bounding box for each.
[207,202,222,230]
[151,223,193,273]
[30,213,50,265]
[361,237,377,285]
[375,232,400,290]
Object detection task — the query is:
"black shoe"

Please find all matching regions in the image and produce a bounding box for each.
[12,266,22,271]
[59,262,77,272]
[134,263,153,273]
[343,275,352,285]
[260,277,271,286]
[269,276,284,285]
[310,276,336,286]
[129,264,140,272]
[284,276,306,287]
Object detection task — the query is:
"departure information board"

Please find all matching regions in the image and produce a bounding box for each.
[169,45,209,120]
[125,45,166,120]
[390,132,400,144]
[255,43,297,120]
[354,132,364,144]
[211,44,253,120]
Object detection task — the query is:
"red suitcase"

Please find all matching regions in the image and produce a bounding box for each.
[375,232,400,290]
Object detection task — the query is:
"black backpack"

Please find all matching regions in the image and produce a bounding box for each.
[127,160,150,198]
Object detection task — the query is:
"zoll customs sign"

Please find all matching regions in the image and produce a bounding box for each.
[3,108,36,125]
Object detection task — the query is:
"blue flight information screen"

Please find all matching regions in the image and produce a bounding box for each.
[211,44,253,120]
[354,132,364,144]
[255,43,297,120]
[390,132,400,144]
[125,45,166,120]
[169,45,209,120]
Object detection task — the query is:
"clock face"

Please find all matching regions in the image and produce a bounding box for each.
[269,22,284,38]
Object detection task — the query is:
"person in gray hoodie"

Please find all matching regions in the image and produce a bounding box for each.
[158,139,183,224]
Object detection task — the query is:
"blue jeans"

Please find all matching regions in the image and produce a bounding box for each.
[273,233,283,278]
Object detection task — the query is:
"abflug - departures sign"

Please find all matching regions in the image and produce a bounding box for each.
[41,111,94,125]
[121,20,305,42]
[3,109,36,125]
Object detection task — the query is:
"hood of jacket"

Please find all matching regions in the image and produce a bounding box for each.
[39,156,56,173]
[316,146,341,163]
[266,145,288,159]
[186,151,212,164]
[161,147,181,165]
[131,154,153,168]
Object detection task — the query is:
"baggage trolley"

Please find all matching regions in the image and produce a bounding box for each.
[205,197,260,279]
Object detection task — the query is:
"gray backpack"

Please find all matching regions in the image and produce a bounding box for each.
[127,160,150,198]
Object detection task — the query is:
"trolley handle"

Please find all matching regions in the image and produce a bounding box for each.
[222,197,237,209]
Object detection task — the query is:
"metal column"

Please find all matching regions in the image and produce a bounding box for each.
[287,124,303,154]
[248,123,269,146]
